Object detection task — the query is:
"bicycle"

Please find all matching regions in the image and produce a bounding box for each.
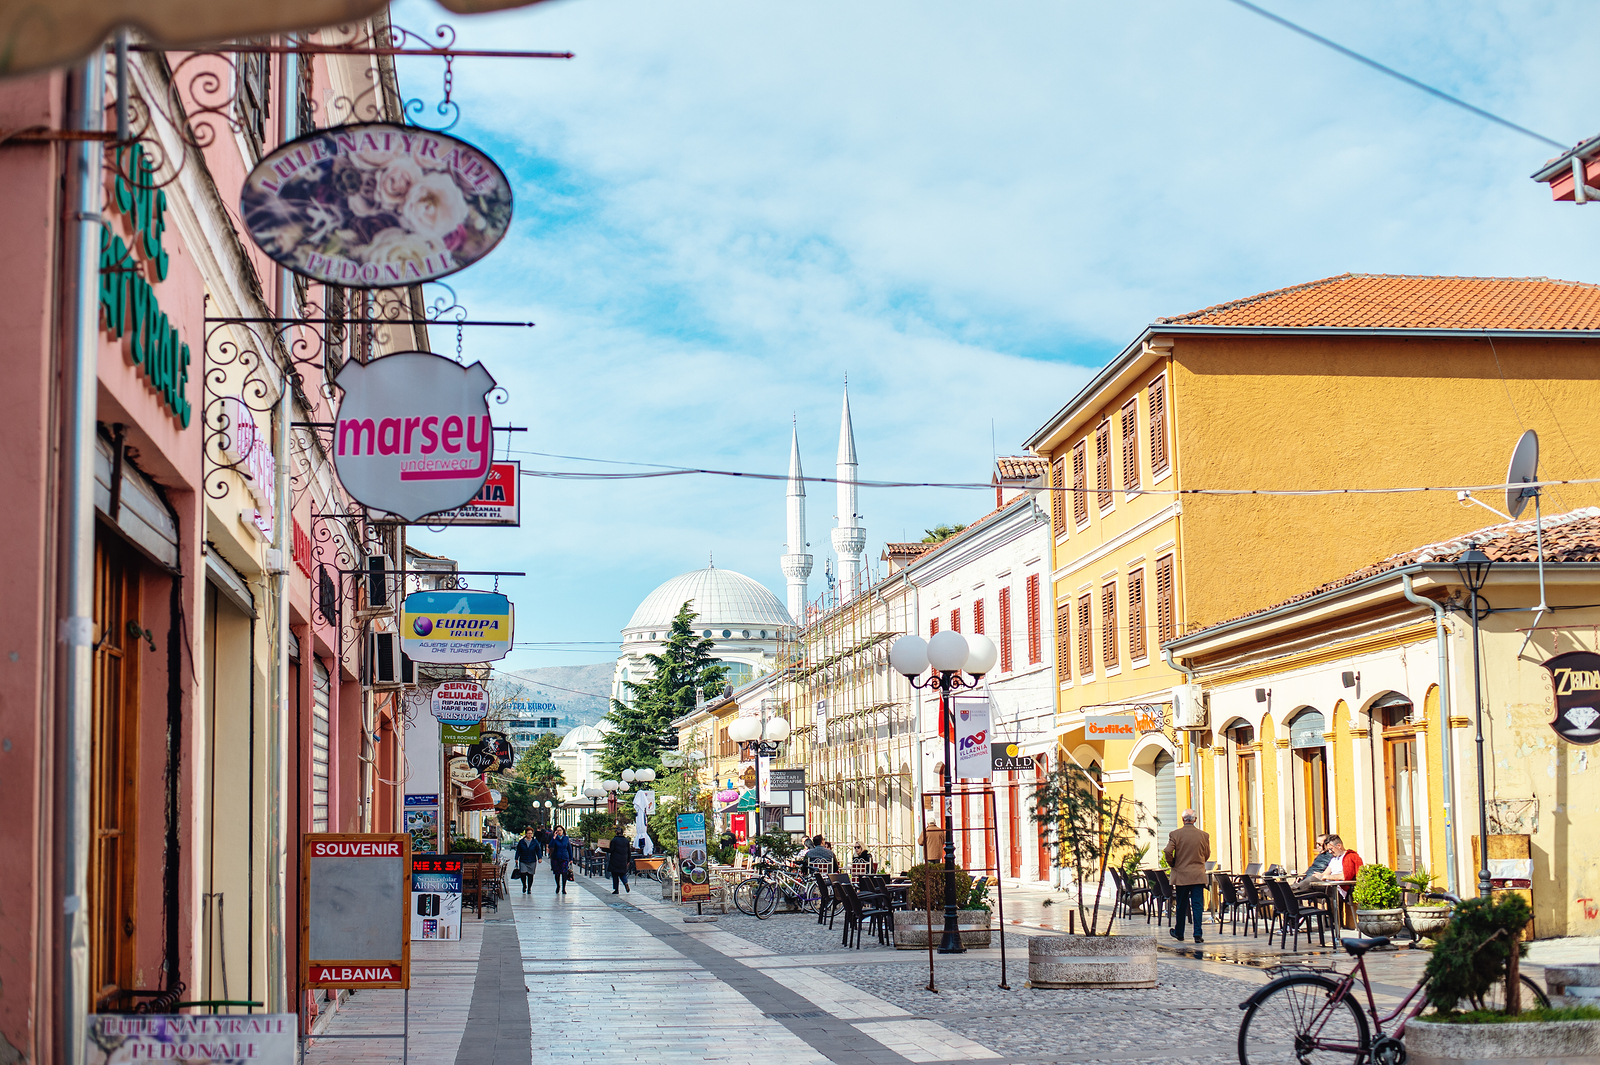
[1236,892,1548,1064]
[733,861,821,918]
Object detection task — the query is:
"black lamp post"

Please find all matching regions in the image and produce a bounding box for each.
[891,630,997,954]
[730,706,791,836]
[1453,542,1495,899]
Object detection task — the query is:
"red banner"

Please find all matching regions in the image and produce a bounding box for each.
[308,964,403,986]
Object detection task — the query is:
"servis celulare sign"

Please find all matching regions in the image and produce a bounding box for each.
[402,590,513,664]
[240,123,512,287]
[332,352,496,521]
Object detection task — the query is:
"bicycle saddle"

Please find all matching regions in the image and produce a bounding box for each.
[1340,935,1391,956]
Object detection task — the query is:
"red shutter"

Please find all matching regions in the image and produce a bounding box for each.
[1077,594,1093,677]
[930,616,940,637]
[1095,420,1112,511]
[1156,553,1175,644]
[1128,568,1146,661]
[1149,376,1169,476]
[1121,398,1139,493]
[973,598,985,635]
[1101,583,1118,670]
[1071,441,1088,525]
[1035,754,1050,878]
[1026,574,1042,665]
[998,586,1013,673]
[1051,455,1067,537]
[951,608,960,633]
[1055,601,1071,683]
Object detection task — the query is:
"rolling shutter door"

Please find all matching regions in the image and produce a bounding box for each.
[312,659,331,832]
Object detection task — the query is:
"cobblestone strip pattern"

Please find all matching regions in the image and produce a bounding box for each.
[454,911,533,1064]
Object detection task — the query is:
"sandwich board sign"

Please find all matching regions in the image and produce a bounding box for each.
[411,853,464,941]
[301,833,411,989]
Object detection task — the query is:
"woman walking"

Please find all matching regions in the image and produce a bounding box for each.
[607,829,633,894]
[514,827,539,894]
[549,825,573,896]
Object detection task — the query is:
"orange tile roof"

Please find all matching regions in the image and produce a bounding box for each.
[1157,274,1600,331]
[994,456,1047,482]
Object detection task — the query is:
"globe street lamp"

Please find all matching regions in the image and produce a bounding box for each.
[891,630,997,953]
[727,706,792,836]
[1453,543,1496,899]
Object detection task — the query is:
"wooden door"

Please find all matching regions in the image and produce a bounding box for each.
[91,532,140,1005]
[1301,748,1329,864]
[1237,754,1259,867]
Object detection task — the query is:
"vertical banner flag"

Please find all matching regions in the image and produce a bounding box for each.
[676,812,710,900]
[953,694,992,780]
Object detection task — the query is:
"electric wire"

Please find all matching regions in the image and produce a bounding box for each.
[1221,0,1567,150]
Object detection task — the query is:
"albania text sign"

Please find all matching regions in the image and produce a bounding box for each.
[402,590,513,663]
[241,123,513,287]
[1540,650,1600,745]
[333,352,496,521]
[301,834,411,990]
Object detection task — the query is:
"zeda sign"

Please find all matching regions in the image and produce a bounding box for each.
[402,590,513,664]
[1540,651,1600,745]
[333,351,496,521]
[241,123,513,287]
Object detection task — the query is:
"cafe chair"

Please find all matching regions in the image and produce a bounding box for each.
[1265,878,1330,951]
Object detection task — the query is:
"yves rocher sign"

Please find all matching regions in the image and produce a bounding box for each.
[241,123,513,287]
[332,352,496,521]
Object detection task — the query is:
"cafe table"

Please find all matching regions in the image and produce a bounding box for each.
[1319,880,1356,931]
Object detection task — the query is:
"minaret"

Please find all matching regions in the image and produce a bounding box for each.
[831,384,866,597]
[781,421,812,624]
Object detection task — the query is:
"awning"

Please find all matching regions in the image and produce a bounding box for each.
[735,789,758,811]
[458,777,497,812]
[0,0,557,78]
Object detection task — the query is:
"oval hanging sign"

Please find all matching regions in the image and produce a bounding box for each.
[402,590,513,664]
[240,122,513,287]
[333,351,496,522]
[431,680,490,726]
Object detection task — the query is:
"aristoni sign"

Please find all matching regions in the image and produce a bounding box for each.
[241,123,513,288]
[333,352,497,521]
[301,833,410,990]
[402,590,513,663]
[427,460,522,526]
[431,680,490,726]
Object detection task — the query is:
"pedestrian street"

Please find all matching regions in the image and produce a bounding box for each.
[298,867,1597,1065]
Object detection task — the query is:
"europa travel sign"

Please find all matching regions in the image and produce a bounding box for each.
[401,590,514,664]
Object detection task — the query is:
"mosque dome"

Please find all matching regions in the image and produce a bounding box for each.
[624,566,794,635]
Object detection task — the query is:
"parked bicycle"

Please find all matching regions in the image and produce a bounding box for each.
[1236,891,1547,1064]
[732,861,821,919]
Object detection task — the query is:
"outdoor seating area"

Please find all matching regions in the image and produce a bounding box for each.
[1114,866,1372,949]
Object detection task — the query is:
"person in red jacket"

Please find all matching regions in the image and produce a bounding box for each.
[1326,834,1363,890]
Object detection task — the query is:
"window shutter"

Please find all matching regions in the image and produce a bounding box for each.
[951,608,960,633]
[1026,574,1042,665]
[998,586,1013,673]
[1149,376,1169,476]
[1101,583,1118,670]
[1121,398,1140,493]
[1128,568,1146,661]
[1156,553,1175,644]
[1095,421,1112,511]
[930,617,940,637]
[1051,456,1067,537]
[973,598,985,635]
[1055,601,1071,683]
[1077,594,1093,677]
[1072,441,1088,525]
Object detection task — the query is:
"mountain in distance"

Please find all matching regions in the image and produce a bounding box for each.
[500,661,614,729]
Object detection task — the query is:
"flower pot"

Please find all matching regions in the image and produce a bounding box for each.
[1405,904,1454,938]
[891,909,991,950]
[1405,1017,1600,1064]
[1028,934,1157,989]
[1355,908,1405,937]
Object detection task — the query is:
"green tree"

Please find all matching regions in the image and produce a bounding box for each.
[498,779,536,834]
[1030,761,1147,935]
[601,602,727,778]
[922,524,967,543]
[515,733,565,791]
[647,768,713,854]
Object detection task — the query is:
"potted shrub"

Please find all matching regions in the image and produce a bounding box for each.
[1400,867,1453,938]
[1024,763,1156,988]
[1353,863,1404,937]
[1406,894,1600,1062]
[893,863,991,949]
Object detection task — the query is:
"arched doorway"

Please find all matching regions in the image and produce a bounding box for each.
[1288,707,1329,866]
[1153,751,1177,844]
[1371,691,1421,873]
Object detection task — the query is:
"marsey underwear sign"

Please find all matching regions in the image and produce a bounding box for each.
[332,352,497,522]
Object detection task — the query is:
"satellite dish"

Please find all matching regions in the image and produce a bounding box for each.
[1506,430,1539,519]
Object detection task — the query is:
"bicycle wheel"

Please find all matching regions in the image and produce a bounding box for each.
[1238,974,1370,1064]
[754,880,781,919]
[732,877,763,916]
[798,881,823,914]
[1472,973,1549,1013]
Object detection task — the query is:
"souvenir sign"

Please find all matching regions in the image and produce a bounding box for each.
[301,834,410,989]
[428,461,522,526]
[402,590,513,663]
[431,680,490,726]
[241,123,513,287]
[333,352,496,522]
[1540,651,1600,745]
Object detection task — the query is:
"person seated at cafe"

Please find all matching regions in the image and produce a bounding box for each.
[1324,834,1363,894]
[1292,835,1333,895]
[802,835,836,872]
[852,843,873,869]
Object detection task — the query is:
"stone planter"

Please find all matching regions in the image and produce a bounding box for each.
[1405,1017,1600,1064]
[891,909,992,950]
[1027,934,1157,989]
[1405,904,1454,938]
[1545,964,1600,1009]
[1356,908,1406,937]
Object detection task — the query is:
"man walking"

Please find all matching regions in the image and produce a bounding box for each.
[1163,809,1211,944]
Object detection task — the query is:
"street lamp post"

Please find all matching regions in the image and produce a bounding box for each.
[890,630,997,954]
[728,706,791,837]
[1454,543,1495,899]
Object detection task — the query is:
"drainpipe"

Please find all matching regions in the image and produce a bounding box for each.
[1402,572,1458,896]
[61,47,106,1065]
[1162,647,1203,832]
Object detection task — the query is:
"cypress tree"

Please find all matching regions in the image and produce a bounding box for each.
[601,602,728,778]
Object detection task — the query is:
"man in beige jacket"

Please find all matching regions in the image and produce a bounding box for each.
[1162,809,1210,944]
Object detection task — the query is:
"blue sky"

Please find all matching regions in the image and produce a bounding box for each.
[392,0,1599,673]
